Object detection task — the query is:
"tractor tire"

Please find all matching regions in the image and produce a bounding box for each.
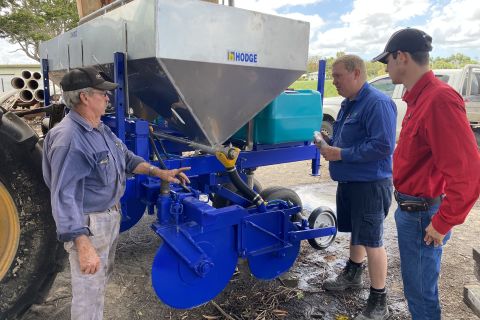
[259,186,303,221]
[212,178,263,208]
[0,135,63,319]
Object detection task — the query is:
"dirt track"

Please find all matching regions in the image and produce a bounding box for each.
[22,160,479,320]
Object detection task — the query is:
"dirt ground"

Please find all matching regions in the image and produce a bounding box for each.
[22,161,480,320]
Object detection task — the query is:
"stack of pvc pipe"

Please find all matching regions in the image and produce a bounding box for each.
[10,70,44,104]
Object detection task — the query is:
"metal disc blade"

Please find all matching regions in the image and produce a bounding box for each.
[151,228,237,309]
[120,178,146,232]
[119,198,146,232]
[247,241,300,280]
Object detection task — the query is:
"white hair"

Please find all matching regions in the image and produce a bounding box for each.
[62,87,94,109]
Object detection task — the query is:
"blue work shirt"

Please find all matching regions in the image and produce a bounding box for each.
[42,111,144,242]
[329,82,397,182]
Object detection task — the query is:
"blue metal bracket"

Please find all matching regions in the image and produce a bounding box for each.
[289,226,336,242]
[41,59,50,106]
[153,224,214,277]
[317,59,327,105]
[114,52,126,142]
[244,220,292,256]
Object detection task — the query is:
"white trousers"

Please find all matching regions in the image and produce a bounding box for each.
[64,207,121,320]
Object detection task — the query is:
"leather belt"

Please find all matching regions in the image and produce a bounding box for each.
[394,190,443,212]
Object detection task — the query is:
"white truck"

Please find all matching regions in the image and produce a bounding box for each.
[322,64,480,146]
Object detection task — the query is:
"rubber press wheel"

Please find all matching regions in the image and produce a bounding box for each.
[307,206,337,250]
[260,186,303,221]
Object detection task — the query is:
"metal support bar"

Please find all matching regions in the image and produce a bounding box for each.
[41,59,50,106]
[317,59,326,105]
[245,220,289,247]
[288,226,336,242]
[114,52,126,142]
[154,225,213,277]
[311,147,321,176]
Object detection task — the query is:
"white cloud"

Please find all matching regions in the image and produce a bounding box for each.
[424,0,480,54]
[0,39,34,64]
[310,0,432,58]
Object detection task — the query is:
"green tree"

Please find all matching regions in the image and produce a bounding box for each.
[366,61,387,79]
[0,0,78,61]
[307,55,320,73]
[431,53,478,69]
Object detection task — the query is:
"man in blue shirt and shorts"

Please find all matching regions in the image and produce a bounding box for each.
[317,55,396,320]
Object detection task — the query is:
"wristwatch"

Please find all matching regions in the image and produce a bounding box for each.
[148,165,156,176]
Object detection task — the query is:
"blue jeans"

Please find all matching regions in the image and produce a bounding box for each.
[394,193,451,320]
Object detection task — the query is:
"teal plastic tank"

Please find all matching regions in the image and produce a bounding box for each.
[233,89,323,144]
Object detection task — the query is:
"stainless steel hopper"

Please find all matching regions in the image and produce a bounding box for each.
[40,0,309,146]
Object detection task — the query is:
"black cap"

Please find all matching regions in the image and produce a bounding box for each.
[372,28,433,64]
[60,67,118,92]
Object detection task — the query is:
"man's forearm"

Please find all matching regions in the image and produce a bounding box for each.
[133,161,156,176]
[133,162,190,185]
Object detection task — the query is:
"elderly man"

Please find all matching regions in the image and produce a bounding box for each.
[317,54,396,320]
[373,28,480,320]
[42,67,190,320]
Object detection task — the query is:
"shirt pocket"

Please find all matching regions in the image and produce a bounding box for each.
[398,123,420,158]
[341,117,362,145]
[90,150,114,186]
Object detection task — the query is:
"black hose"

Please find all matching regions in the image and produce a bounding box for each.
[152,134,170,159]
[227,167,264,207]
[149,134,168,170]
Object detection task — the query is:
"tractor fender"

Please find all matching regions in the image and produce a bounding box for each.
[0,110,39,148]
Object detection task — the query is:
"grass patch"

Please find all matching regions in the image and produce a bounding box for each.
[290,80,338,98]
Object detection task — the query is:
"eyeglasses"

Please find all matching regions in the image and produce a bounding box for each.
[91,90,109,97]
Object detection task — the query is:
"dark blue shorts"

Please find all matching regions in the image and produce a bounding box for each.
[336,178,393,247]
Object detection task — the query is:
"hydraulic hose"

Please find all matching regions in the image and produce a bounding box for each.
[215,147,265,209]
[226,166,265,207]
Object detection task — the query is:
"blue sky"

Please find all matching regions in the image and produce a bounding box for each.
[0,0,479,64]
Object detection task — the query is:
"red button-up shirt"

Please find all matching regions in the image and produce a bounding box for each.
[393,71,480,234]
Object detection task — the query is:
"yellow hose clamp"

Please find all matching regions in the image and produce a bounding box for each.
[215,147,240,168]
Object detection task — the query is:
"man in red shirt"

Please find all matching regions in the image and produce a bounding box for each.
[373,28,480,320]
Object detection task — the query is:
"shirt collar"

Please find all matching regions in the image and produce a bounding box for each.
[403,71,435,106]
[341,82,369,107]
[69,110,104,132]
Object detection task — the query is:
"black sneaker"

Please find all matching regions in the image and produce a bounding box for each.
[354,290,389,320]
[323,260,363,291]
